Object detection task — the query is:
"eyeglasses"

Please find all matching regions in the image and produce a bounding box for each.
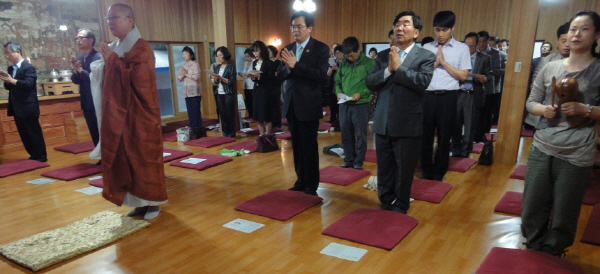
[104,15,127,22]
[394,22,412,29]
[290,25,306,31]
[74,37,89,41]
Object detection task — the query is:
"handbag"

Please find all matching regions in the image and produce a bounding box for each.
[477,140,494,166]
[189,127,207,140]
[176,126,191,142]
[256,134,279,153]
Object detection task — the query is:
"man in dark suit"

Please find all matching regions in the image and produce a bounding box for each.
[474,30,503,143]
[71,28,102,149]
[278,11,329,196]
[452,32,492,157]
[1,42,47,162]
[365,11,435,214]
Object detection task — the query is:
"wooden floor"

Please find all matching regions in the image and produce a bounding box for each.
[1,117,599,274]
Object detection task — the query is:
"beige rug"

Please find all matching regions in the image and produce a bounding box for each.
[0,211,150,272]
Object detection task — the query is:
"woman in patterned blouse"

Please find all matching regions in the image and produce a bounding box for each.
[177,46,202,129]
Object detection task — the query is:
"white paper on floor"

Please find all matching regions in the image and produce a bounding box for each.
[88,175,102,180]
[320,243,367,262]
[76,186,103,195]
[163,152,172,157]
[490,128,498,133]
[240,128,254,132]
[26,178,56,185]
[223,218,264,233]
[181,158,206,164]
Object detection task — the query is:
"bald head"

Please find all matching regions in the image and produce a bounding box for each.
[107,3,135,40]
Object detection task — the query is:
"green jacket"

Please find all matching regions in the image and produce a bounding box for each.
[334,52,374,105]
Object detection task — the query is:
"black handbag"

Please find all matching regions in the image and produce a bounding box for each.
[256,134,279,153]
[477,140,494,166]
[189,127,207,140]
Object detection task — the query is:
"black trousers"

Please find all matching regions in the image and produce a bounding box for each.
[288,103,320,194]
[474,94,495,142]
[14,115,47,161]
[185,96,203,128]
[328,91,339,123]
[421,91,457,179]
[271,90,282,128]
[216,93,236,137]
[376,134,421,212]
[244,89,253,118]
[82,109,99,147]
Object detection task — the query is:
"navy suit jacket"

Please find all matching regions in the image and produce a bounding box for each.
[277,37,329,121]
[365,44,435,137]
[71,49,102,112]
[4,61,39,117]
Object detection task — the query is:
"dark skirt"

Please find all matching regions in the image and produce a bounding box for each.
[252,84,274,122]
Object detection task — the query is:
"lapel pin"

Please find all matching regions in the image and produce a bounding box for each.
[306,49,310,53]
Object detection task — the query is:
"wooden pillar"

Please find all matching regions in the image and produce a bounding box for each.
[212,0,239,132]
[495,0,540,164]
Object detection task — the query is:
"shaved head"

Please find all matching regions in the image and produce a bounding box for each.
[109,3,135,24]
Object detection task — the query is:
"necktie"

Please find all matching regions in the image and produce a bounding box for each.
[12,65,17,78]
[399,50,406,62]
[296,46,303,61]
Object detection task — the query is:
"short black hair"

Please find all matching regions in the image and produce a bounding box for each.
[368,47,377,55]
[215,46,231,61]
[557,22,570,39]
[333,45,343,54]
[182,46,196,61]
[388,29,394,38]
[541,42,553,50]
[341,37,360,54]
[490,36,500,43]
[421,36,434,46]
[267,45,278,58]
[433,10,456,28]
[464,32,480,44]
[251,40,269,61]
[500,39,509,46]
[4,42,22,56]
[78,28,96,47]
[478,31,491,41]
[290,11,314,28]
[244,47,255,58]
[392,11,423,31]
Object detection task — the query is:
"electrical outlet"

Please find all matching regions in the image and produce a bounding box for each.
[514,62,522,73]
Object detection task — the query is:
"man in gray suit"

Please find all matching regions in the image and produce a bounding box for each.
[452,32,492,157]
[365,11,435,214]
[524,22,571,129]
[474,30,503,142]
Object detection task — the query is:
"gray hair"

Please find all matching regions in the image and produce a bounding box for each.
[4,42,22,56]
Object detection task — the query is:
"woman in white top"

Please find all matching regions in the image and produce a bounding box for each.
[249,41,277,136]
[238,48,256,118]
[176,46,202,128]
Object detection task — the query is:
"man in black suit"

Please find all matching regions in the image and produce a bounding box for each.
[365,11,435,214]
[474,30,503,143]
[71,28,102,149]
[1,42,47,162]
[452,32,492,157]
[278,11,329,196]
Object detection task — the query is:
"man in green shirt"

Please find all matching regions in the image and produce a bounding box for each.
[335,37,374,170]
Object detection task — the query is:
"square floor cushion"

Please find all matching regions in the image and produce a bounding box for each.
[475,247,583,274]
[494,191,523,216]
[581,203,600,246]
[223,141,258,153]
[364,149,377,163]
[0,160,50,178]
[162,131,177,142]
[41,163,102,181]
[510,165,527,180]
[184,136,235,148]
[235,189,323,221]
[319,166,371,186]
[169,153,233,171]
[410,178,453,203]
[448,157,477,172]
[53,141,95,154]
[162,148,193,162]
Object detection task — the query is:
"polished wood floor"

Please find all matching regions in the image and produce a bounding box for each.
[0,116,599,274]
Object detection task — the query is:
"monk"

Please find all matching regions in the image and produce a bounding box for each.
[98,3,167,220]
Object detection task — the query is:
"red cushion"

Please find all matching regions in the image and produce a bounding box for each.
[521,129,533,137]
[53,141,95,154]
[472,143,483,154]
[89,178,103,188]
[282,119,288,126]
[276,131,292,140]
[41,163,102,181]
[594,150,600,169]
[162,131,177,142]
[581,203,600,246]
[365,149,377,163]
[235,189,323,221]
[319,166,371,186]
[476,247,583,274]
[202,118,219,127]
[169,153,233,170]
[494,191,523,216]
[318,123,332,132]
[323,109,331,116]
[0,160,49,178]
[161,125,180,133]
[223,141,258,153]
[448,157,477,172]
[162,148,193,163]
[322,208,418,250]
[485,133,497,142]
[166,120,189,127]
[410,178,453,203]
[583,174,600,205]
[510,165,527,180]
[184,136,235,148]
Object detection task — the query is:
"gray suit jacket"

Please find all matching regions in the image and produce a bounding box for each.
[465,52,492,108]
[480,47,503,95]
[365,45,436,137]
